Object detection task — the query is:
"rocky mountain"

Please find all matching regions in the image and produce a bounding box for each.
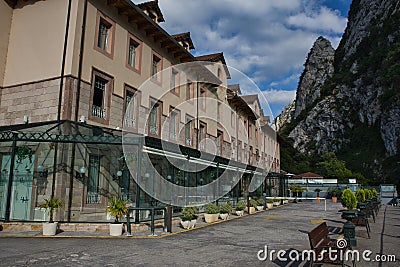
[278,0,400,183]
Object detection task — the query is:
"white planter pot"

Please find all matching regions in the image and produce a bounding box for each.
[257,206,264,211]
[235,210,244,216]
[204,213,219,223]
[266,203,273,209]
[248,207,256,214]
[109,223,123,236]
[220,213,229,220]
[180,220,190,229]
[42,222,58,236]
[273,202,280,206]
[190,219,197,229]
[283,200,289,204]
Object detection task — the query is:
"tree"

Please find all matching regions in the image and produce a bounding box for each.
[316,152,352,182]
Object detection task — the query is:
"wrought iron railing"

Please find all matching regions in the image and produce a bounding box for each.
[92,105,106,119]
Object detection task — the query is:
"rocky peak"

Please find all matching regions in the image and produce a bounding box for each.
[293,36,335,118]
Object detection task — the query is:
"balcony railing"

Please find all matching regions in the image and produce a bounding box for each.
[92,105,106,119]
[86,192,101,204]
[150,125,159,135]
[186,138,192,146]
[124,117,136,128]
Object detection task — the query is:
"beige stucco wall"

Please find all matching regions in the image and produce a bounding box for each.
[0,1,13,87]
[3,0,69,87]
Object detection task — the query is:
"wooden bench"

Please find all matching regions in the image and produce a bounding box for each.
[308,222,355,266]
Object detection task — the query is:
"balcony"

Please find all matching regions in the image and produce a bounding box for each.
[150,125,159,135]
[86,192,101,204]
[124,117,136,128]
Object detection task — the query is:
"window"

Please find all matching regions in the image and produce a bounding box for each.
[231,137,236,159]
[124,86,138,129]
[185,115,193,146]
[90,70,112,123]
[171,69,180,95]
[151,52,162,83]
[255,128,259,145]
[149,99,162,136]
[94,11,115,58]
[126,34,142,73]
[186,80,194,101]
[237,140,242,161]
[217,130,223,156]
[199,121,206,150]
[217,102,222,123]
[169,107,179,141]
[231,111,235,128]
[87,155,101,204]
[249,124,253,139]
[200,88,206,110]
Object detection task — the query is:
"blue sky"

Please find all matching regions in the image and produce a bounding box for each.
[133,0,352,118]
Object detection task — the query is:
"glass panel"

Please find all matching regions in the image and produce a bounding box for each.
[98,21,109,50]
[0,149,11,220]
[125,90,135,128]
[87,155,100,204]
[128,40,137,67]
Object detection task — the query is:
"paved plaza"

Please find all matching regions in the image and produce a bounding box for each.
[0,201,398,266]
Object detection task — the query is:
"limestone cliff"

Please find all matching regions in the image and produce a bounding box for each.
[279,0,400,182]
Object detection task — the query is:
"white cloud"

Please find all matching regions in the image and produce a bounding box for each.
[263,90,296,104]
[286,7,347,33]
[130,0,349,113]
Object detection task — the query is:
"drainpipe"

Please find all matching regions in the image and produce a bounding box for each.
[51,0,72,204]
[67,0,88,222]
[57,0,72,122]
[4,133,17,222]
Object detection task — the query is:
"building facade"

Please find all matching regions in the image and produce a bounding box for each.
[0,0,281,222]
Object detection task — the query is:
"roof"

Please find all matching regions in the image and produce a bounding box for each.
[241,94,259,103]
[227,84,241,95]
[171,32,195,50]
[293,172,324,179]
[196,52,231,79]
[138,0,165,23]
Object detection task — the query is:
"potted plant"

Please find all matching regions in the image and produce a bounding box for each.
[180,206,198,229]
[266,199,274,209]
[38,197,63,236]
[107,196,129,236]
[314,188,322,203]
[249,198,257,214]
[256,199,264,211]
[273,198,280,206]
[282,198,289,204]
[219,203,232,220]
[340,188,358,246]
[204,203,219,223]
[329,188,339,203]
[235,201,246,216]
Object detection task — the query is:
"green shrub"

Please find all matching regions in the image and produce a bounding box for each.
[219,203,232,214]
[341,189,357,210]
[180,206,198,221]
[355,189,366,203]
[371,188,378,197]
[107,196,128,223]
[250,199,258,208]
[364,189,373,200]
[266,199,274,204]
[273,198,280,202]
[205,203,219,214]
[235,201,247,211]
[257,199,264,206]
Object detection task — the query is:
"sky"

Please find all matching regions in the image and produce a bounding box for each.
[132,0,352,118]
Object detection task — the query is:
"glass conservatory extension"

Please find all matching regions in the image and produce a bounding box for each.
[0,120,284,222]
